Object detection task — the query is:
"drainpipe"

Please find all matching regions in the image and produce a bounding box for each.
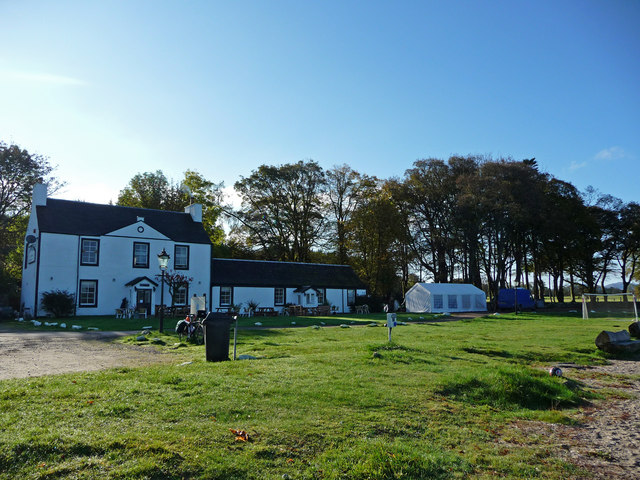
[34,234,42,317]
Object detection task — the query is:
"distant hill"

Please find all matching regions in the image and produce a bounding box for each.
[603,282,638,292]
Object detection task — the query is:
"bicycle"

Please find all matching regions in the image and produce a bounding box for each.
[175,314,204,344]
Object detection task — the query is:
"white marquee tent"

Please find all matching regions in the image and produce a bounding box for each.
[405,283,487,313]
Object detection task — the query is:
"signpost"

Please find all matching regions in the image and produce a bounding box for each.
[387,313,397,342]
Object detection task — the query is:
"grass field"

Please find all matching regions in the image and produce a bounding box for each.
[4,312,441,332]
[0,312,635,479]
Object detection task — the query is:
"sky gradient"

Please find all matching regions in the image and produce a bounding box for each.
[1,0,638,205]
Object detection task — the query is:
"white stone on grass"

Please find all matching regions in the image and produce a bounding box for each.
[71,325,82,329]
[238,354,258,360]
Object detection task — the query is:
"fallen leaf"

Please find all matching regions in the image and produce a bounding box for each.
[229,429,249,442]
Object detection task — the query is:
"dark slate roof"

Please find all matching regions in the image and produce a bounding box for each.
[211,258,367,289]
[36,199,211,244]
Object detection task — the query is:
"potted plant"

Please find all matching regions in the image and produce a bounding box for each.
[247,300,259,317]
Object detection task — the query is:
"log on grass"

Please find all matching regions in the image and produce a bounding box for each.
[595,330,640,354]
[629,322,640,338]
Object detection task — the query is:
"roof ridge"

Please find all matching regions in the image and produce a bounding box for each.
[212,258,351,268]
[46,198,190,216]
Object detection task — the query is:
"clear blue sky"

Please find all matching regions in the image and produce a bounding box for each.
[1,0,638,205]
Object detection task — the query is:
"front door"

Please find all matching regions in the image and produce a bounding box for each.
[136,289,152,315]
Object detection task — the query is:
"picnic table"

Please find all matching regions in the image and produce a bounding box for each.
[255,307,277,317]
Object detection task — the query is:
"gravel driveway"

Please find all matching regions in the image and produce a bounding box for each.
[0,328,172,380]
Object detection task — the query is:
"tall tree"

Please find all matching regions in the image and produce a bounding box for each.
[117,170,224,244]
[117,170,176,210]
[617,202,640,293]
[346,178,404,300]
[232,160,327,262]
[395,158,459,283]
[325,165,363,264]
[182,170,225,245]
[0,142,62,305]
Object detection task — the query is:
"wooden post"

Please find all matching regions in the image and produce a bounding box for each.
[233,316,238,360]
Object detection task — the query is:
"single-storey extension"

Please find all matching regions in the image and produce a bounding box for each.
[211,258,367,314]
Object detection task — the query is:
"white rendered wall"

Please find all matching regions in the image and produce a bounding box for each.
[36,233,80,315]
[210,286,351,314]
[31,229,210,316]
[20,213,41,314]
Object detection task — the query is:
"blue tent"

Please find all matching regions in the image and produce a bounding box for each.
[497,288,535,310]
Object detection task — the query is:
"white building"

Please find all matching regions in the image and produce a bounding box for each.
[405,282,487,313]
[210,258,366,314]
[21,184,211,317]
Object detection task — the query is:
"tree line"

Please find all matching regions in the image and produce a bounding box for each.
[1,141,639,310]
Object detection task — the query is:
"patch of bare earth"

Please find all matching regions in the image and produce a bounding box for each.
[0,329,173,380]
[504,359,640,479]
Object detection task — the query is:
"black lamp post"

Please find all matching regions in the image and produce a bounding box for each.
[157,248,170,333]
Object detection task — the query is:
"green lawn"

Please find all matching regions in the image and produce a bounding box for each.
[0,313,636,479]
[1,311,449,332]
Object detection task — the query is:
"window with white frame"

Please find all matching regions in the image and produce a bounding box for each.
[433,295,443,309]
[79,280,98,307]
[220,286,232,306]
[448,295,458,310]
[174,245,189,270]
[133,242,149,268]
[317,288,325,305]
[80,239,99,266]
[174,285,188,305]
[274,287,285,305]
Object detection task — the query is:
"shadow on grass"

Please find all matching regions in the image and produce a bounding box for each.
[435,365,588,410]
[367,343,435,365]
[462,346,602,365]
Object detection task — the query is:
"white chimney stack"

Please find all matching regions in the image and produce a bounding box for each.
[185,203,202,223]
[33,183,47,207]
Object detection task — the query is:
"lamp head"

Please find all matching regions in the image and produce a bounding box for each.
[157,248,170,270]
